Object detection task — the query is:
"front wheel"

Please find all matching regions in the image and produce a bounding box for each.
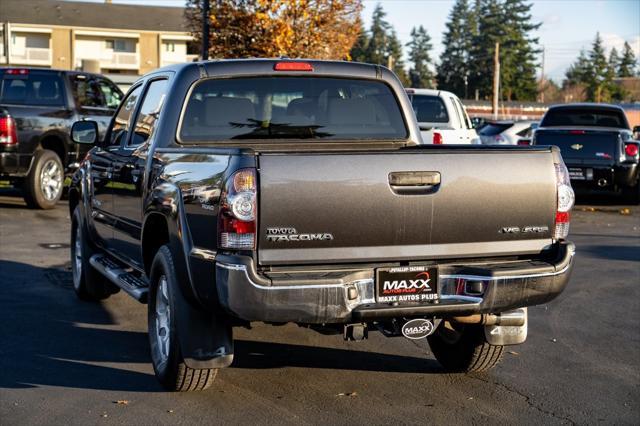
[71,207,117,301]
[148,245,217,391]
[427,321,504,372]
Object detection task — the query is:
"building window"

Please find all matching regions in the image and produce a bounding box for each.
[165,42,175,52]
[105,39,128,52]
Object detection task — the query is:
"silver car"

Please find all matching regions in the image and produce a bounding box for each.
[479,120,538,145]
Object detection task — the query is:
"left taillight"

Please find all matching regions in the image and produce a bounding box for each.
[0,116,18,145]
[218,168,257,250]
[554,159,574,240]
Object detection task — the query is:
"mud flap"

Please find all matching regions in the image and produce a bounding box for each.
[484,308,528,345]
[169,244,234,369]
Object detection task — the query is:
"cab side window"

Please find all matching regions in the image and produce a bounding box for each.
[107,85,143,147]
[97,78,123,109]
[129,79,168,146]
[72,75,105,108]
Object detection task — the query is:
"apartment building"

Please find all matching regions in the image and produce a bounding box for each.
[1,0,197,79]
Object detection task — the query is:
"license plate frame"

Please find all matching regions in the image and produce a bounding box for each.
[375,266,439,304]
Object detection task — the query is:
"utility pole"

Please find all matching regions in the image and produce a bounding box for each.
[540,46,545,103]
[201,0,210,60]
[492,42,500,120]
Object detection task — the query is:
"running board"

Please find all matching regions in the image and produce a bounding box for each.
[89,254,149,303]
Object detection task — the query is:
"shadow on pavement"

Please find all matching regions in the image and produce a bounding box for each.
[232,339,443,374]
[0,259,160,392]
[578,245,640,262]
[0,259,445,393]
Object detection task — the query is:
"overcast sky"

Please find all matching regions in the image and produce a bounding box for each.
[75,0,640,82]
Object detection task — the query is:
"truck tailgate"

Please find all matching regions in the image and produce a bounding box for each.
[257,150,557,265]
[535,129,620,166]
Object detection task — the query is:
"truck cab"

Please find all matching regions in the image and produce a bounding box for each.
[406,88,479,145]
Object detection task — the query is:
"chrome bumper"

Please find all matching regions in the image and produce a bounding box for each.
[215,242,575,324]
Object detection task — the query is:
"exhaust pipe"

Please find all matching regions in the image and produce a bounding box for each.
[597,178,608,187]
[452,310,526,327]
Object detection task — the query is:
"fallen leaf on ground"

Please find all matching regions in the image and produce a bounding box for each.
[508,351,519,356]
[337,392,358,397]
[167,410,175,413]
[620,208,631,215]
[114,400,129,405]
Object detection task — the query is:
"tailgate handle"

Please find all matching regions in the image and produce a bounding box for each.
[389,171,441,186]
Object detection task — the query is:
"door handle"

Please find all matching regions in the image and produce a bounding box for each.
[389,171,441,195]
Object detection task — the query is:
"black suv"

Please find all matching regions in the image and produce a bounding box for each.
[0,67,123,208]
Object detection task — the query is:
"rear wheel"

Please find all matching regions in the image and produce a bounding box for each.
[23,149,64,209]
[427,321,504,372]
[71,206,116,301]
[148,245,217,391]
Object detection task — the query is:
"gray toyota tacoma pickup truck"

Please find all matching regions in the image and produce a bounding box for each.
[68,59,575,391]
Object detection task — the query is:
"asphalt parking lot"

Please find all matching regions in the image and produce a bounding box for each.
[0,191,638,425]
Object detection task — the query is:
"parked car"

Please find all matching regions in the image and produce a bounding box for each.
[406,88,479,144]
[479,120,538,145]
[534,103,639,203]
[69,59,575,391]
[0,67,122,208]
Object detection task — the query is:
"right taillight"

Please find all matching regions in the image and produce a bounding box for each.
[624,143,639,158]
[0,116,18,145]
[433,132,443,144]
[554,160,574,240]
[218,168,257,250]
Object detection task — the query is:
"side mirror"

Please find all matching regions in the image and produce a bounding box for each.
[71,120,99,145]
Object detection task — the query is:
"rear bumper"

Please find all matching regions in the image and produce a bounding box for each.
[568,163,639,190]
[215,242,575,324]
[0,152,32,177]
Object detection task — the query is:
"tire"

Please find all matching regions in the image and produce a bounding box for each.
[148,245,217,391]
[427,321,504,373]
[71,206,116,301]
[23,149,64,209]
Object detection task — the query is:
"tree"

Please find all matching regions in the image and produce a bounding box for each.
[437,0,477,96]
[387,30,408,84]
[500,0,541,100]
[349,22,369,62]
[564,49,591,86]
[586,33,612,102]
[406,25,434,88]
[364,4,391,65]
[618,41,638,77]
[185,0,362,60]
[469,0,505,100]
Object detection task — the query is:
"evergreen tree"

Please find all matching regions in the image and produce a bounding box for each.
[608,47,620,73]
[350,22,369,62]
[564,49,591,86]
[500,0,541,100]
[406,25,434,88]
[364,4,391,65]
[387,30,409,84]
[437,0,476,96]
[618,41,638,77]
[469,0,505,100]
[587,33,611,102]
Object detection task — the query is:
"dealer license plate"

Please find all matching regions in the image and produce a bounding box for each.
[376,266,438,303]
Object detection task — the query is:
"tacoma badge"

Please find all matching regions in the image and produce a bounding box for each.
[266,227,333,242]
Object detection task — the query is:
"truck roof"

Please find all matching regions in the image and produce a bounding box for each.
[405,88,459,98]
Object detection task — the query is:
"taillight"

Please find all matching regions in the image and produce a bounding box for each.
[517,140,531,146]
[0,116,18,145]
[218,168,257,250]
[624,143,639,157]
[554,160,574,240]
[433,132,443,144]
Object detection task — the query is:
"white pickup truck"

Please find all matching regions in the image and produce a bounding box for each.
[406,88,480,144]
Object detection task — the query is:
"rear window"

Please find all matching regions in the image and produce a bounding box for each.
[0,71,65,106]
[479,123,513,136]
[409,95,449,123]
[179,77,407,142]
[541,107,628,128]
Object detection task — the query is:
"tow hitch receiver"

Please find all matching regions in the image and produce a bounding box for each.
[344,323,368,341]
[401,318,437,340]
